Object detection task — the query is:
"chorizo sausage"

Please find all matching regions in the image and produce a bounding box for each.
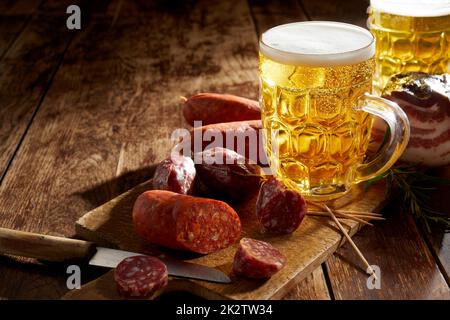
[183,93,260,126]
[132,190,241,254]
[256,177,307,234]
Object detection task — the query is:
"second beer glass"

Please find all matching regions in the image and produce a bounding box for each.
[368,0,450,93]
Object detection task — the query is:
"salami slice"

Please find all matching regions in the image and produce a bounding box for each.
[256,177,307,234]
[133,190,242,254]
[152,154,196,194]
[232,238,286,279]
[114,256,168,298]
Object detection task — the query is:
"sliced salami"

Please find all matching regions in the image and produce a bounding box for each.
[152,154,196,194]
[133,190,242,254]
[232,238,286,279]
[114,255,168,298]
[256,177,307,234]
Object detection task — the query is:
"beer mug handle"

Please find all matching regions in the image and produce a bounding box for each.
[354,93,410,183]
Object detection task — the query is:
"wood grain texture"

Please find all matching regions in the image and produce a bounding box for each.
[0,227,95,263]
[0,0,259,299]
[0,3,75,179]
[281,266,331,300]
[0,1,84,298]
[325,212,450,299]
[419,166,450,284]
[0,17,28,59]
[248,0,307,36]
[0,0,42,15]
[65,179,387,300]
[0,0,77,57]
[421,224,450,286]
[301,0,370,28]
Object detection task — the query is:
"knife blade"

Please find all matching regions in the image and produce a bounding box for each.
[89,247,231,284]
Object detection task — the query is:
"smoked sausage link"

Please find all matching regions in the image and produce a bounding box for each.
[232,238,286,279]
[256,177,307,234]
[194,147,262,201]
[183,93,260,126]
[189,120,268,166]
[152,154,196,194]
[133,190,242,254]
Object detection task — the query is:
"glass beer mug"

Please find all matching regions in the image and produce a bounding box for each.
[368,0,450,93]
[259,22,410,201]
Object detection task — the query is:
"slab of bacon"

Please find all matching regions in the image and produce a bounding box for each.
[372,72,450,167]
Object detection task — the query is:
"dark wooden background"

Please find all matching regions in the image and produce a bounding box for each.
[0,0,449,299]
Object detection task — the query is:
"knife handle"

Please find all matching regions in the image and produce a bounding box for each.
[0,227,95,263]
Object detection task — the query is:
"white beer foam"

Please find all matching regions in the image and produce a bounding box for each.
[371,0,450,17]
[260,22,375,67]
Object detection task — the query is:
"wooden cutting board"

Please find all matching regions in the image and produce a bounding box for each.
[63,180,388,300]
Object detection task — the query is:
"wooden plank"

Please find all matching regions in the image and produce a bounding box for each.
[64,179,387,300]
[248,0,307,35]
[0,0,89,299]
[0,17,28,59]
[0,0,260,299]
[301,0,370,28]
[421,224,450,285]
[418,166,450,283]
[0,0,43,60]
[0,0,42,15]
[0,0,73,57]
[88,0,178,17]
[325,211,450,299]
[281,266,331,300]
[247,0,331,300]
[0,0,89,183]
[0,2,76,180]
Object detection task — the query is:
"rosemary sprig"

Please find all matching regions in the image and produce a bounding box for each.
[365,164,450,232]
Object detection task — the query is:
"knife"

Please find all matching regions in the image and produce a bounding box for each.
[0,227,231,284]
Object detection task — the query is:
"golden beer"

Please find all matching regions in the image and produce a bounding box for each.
[259,22,410,200]
[369,0,450,92]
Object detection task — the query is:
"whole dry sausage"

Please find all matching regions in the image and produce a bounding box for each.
[256,177,307,234]
[114,255,168,298]
[194,147,262,201]
[152,154,196,194]
[132,190,241,254]
[183,93,260,126]
[188,120,267,166]
[232,238,286,279]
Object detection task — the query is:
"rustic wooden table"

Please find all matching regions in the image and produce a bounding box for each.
[0,0,449,300]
